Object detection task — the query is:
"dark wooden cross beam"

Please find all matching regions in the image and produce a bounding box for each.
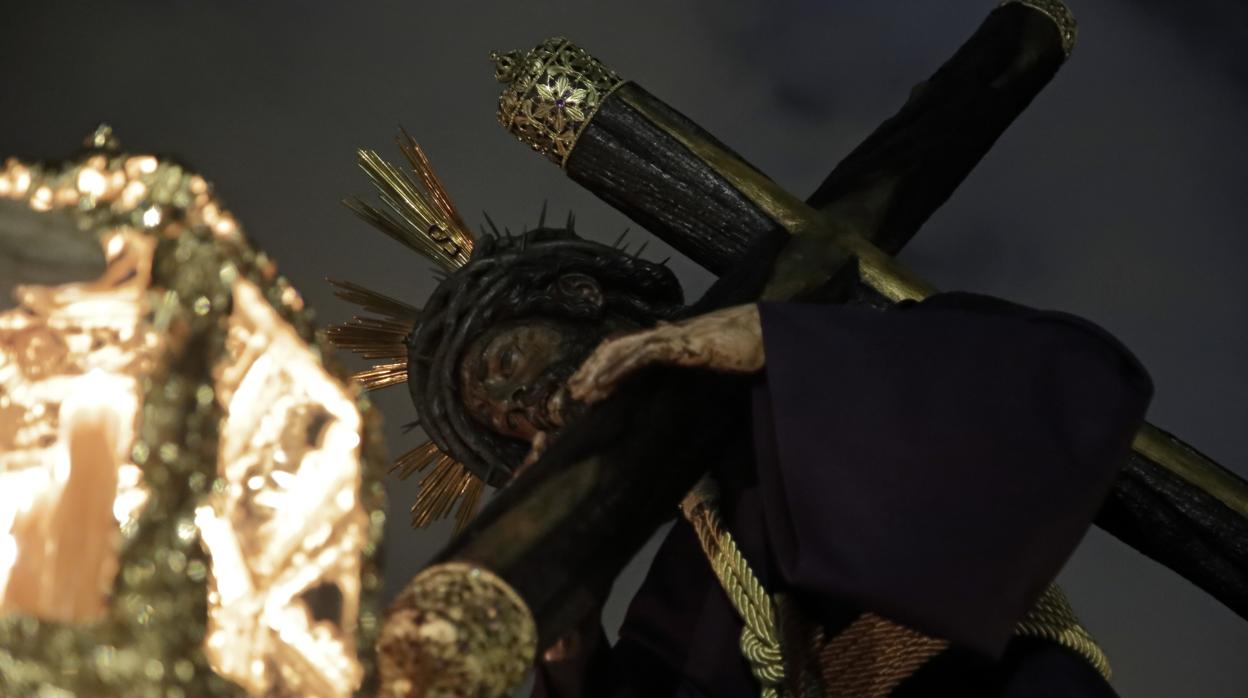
[426,0,1247,660]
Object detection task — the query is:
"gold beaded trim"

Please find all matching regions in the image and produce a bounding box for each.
[492,37,625,167]
[377,561,536,698]
[1005,0,1078,57]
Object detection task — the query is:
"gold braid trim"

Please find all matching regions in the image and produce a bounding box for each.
[681,477,787,697]
[813,613,948,698]
[1015,584,1112,680]
[681,475,1112,697]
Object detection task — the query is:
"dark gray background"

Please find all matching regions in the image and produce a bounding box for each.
[2,1,1245,695]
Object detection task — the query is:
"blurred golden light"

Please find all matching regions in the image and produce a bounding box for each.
[0,131,384,697]
[0,228,158,623]
[197,278,368,696]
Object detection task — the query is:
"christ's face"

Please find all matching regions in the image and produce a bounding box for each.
[454,269,658,457]
[457,317,591,442]
[456,318,571,439]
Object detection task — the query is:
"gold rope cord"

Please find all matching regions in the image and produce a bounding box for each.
[680,475,1112,697]
[680,477,787,697]
[1016,584,1112,680]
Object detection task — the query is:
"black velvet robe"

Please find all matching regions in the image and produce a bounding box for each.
[535,292,1153,697]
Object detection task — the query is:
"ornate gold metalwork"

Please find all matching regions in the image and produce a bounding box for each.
[377,561,536,698]
[1005,0,1077,57]
[492,37,625,167]
[0,130,387,696]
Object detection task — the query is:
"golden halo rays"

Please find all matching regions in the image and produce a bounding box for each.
[327,132,483,532]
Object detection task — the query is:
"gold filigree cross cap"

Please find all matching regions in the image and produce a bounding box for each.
[492,37,625,167]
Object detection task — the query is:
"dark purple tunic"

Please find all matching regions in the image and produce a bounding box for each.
[536,293,1153,697]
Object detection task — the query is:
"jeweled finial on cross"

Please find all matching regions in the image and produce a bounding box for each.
[492,37,625,167]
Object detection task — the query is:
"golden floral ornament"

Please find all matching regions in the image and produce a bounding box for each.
[493,37,625,166]
[534,75,589,131]
[0,125,386,697]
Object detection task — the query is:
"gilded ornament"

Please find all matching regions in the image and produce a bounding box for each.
[377,562,536,698]
[492,37,625,167]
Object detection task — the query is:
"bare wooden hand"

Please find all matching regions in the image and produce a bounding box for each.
[568,303,764,405]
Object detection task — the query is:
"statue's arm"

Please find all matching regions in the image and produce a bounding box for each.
[569,304,764,405]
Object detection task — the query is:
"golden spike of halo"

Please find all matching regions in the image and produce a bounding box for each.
[392,441,486,532]
[410,457,459,514]
[392,441,444,480]
[426,476,463,524]
[325,316,412,360]
[344,133,474,271]
[327,278,420,320]
[440,476,475,524]
[411,456,464,528]
[454,477,485,534]
[396,127,472,240]
[424,457,467,517]
[324,278,418,389]
[353,360,408,391]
